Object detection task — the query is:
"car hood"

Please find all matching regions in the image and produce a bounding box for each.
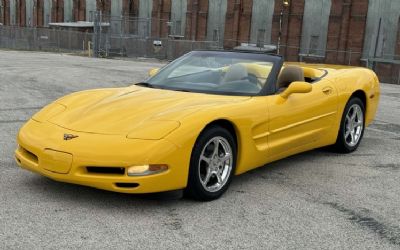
[48,86,250,136]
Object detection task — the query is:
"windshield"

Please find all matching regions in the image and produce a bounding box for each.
[146,51,281,95]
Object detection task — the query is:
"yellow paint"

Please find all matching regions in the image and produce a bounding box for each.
[148,68,160,77]
[279,81,312,99]
[15,64,380,194]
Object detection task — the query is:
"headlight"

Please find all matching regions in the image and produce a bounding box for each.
[32,103,66,122]
[127,164,168,176]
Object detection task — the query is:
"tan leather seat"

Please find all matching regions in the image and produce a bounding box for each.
[222,64,248,83]
[277,66,304,91]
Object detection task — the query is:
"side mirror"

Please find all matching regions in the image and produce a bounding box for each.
[148,68,160,77]
[280,81,312,99]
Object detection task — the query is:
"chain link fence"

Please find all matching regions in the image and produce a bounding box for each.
[90,11,220,59]
[0,24,219,60]
[0,25,92,53]
[0,15,399,84]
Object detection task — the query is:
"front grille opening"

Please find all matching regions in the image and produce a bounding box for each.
[115,183,139,188]
[86,167,125,175]
[20,146,38,164]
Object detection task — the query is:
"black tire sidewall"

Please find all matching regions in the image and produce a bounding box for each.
[186,126,237,201]
[336,97,365,153]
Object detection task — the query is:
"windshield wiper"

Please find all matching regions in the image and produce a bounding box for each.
[136,82,155,88]
[136,82,192,92]
[172,88,192,93]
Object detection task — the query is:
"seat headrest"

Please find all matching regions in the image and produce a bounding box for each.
[277,66,304,89]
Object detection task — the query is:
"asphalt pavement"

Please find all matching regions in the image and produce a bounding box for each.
[0,50,399,249]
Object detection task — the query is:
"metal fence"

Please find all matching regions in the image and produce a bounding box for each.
[0,25,219,60]
[0,22,399,84]
[0,26,92,52]
[89,11,221,59]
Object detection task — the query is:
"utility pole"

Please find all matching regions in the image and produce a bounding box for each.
[277,0,290,55]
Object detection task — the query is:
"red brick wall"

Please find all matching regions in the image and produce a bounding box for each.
[0,0,3,24]
[0,0,5,24]
[19,0,26,26]
[281,0,305,62]
[52,0,64,23]
[151,0,171,38]
[96,0,111,15]
[196,0,207,41]
[223,0,252,48]
[1,0,399,83]
[296,0,368,65]
[223,0,237,47]
[37,0,44,26]
[238,0,252,43]
[73,0,85,21]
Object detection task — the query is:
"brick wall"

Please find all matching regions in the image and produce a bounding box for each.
[151,0,171,38]
[1,0,399,83]
[1,0,7,25]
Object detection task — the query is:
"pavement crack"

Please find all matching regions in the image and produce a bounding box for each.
[0,120,27,124]
[369,121,400,135]
[0,107,42,111]
[371,164,400,171]
[324,202,400,246]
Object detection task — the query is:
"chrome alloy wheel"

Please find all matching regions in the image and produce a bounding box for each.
[198,136,233,193]
[344,104,364,147]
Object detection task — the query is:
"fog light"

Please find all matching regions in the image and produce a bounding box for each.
[127,164,168,176]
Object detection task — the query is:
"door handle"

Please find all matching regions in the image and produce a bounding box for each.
[322,87,333,95]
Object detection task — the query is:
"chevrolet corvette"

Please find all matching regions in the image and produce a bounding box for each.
[15,50,380,200]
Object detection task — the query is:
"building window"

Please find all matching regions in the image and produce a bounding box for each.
[0,2,3,24]
[300,0,332,57]
[206,0,227,47]
[86,0,97,21]
[64,0,74,22]
[138,0,152,38]
[43,0,52,27]
[10,0,16,25]
[170,0,187,37]
[25,0,34,27]
[363,0,400,59]
[111,0,123,35]
[250,0,275,46]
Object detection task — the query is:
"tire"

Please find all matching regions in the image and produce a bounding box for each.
[332,97,365,153]
[185,125,237,201]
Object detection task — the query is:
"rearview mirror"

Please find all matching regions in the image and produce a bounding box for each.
[148,68,160,77]
[280,81,312,99]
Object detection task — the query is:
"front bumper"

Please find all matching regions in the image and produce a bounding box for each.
[15,119,191,193]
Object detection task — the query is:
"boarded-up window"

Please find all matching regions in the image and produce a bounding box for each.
[171,0,187,36]
[207,0,227,47]
[111,0,122,35]
[9,0,16,25]
[43,0,52,26]
[64,0,74,22]
[86,0,96,21]
[363,0,400,59]
[250,0,275,45]
[26,0,34,27]
[300,0,331,57]
[138,0,152,38]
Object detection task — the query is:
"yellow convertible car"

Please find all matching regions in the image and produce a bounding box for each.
[15,51,380,200]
